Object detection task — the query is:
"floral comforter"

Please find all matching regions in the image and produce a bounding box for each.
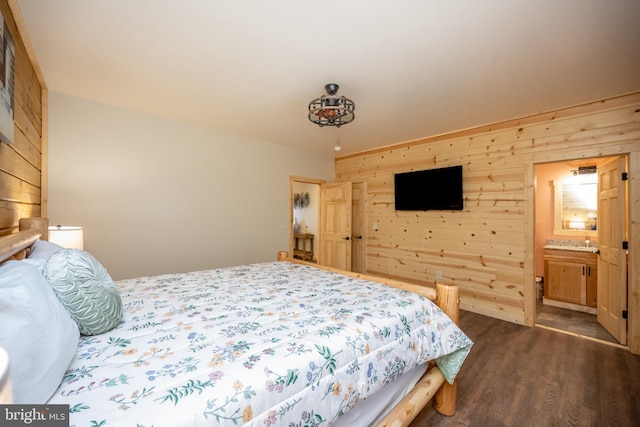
[48,261,472,427]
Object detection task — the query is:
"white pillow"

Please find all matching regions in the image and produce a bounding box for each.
[0,260,80,403]
[23,239,64,270]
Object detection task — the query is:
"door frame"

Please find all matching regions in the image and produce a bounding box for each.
[525,151,639,354]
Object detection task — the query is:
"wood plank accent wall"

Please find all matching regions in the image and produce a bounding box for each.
[335,92,640,353]
[0,0,45,236]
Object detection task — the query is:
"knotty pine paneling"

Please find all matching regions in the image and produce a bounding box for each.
[336,92,640,330]
[0,0,45,235]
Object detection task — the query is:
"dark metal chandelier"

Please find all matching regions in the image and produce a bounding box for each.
[308,83,355,127]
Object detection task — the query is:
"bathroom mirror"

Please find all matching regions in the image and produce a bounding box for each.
[553,174,597,237]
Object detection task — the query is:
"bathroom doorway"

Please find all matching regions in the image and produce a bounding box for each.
[533,156,627,345]
[289,177,367,273]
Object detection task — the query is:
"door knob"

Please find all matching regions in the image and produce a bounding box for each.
[343,236,350,240]
[353,235,362,239]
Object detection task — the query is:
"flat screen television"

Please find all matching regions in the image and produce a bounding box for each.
[394,165,463,211]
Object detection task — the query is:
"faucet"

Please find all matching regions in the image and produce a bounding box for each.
[584,236,590,247]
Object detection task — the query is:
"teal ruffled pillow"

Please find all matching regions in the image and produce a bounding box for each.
[44,249,123,335]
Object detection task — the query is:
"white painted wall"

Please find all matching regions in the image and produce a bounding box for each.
[47,92,335,280]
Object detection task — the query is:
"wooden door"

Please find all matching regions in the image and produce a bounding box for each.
[351,181,366,274]
[319,182,352,270]
[597,156,628,344]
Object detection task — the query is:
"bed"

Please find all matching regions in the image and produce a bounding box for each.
[0,221,472,427]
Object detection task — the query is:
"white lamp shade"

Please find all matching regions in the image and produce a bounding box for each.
[48,226,84,250]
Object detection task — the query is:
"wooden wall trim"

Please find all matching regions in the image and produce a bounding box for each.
[629,151,640,355]
[523,163,536,327]
[337,91,640,160]
[40,89,47,218]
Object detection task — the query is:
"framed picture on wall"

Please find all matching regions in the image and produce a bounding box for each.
[0,10,14,145]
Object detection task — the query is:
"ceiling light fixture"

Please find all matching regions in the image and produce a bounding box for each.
[308,83,355,127]
[571,165,597,176]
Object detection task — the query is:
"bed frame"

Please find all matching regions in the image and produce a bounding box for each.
[276,251,460,426]
[0,224,461,425]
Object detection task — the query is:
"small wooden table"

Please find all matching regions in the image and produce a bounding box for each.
[293,233,314,261]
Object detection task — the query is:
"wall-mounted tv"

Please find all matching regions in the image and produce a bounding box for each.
[394,165,463,211]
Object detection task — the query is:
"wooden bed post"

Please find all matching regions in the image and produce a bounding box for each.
[18,217,49,240]
[0,229,42,261]
[433,282,459,416]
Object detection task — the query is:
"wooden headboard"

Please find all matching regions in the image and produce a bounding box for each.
[0,217,47,262]
[0,229,41,262]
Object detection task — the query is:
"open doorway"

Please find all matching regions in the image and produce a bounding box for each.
[533,156,626,345]
[290,176,323,263]
[289,177,367,273]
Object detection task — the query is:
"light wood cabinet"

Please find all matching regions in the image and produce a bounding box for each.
[544,249,598,307]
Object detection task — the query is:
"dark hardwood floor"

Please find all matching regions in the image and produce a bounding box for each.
[410,310,640,427]
[535,301,617,344]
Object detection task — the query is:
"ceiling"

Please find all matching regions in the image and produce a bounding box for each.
[14,0,640,156]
